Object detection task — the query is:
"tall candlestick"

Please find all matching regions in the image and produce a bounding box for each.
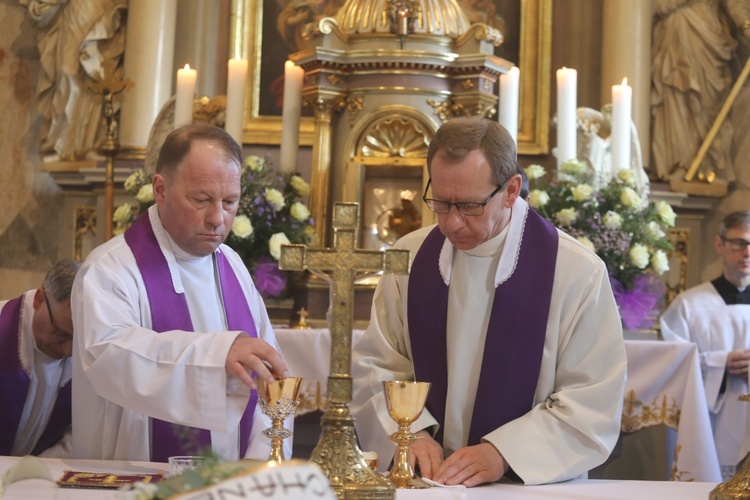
[498,67,520,145]
[556,67,577,168]
[225,58,248,145]
[279,60,304,173]
[174,64,197,128]
[611,77,632,171]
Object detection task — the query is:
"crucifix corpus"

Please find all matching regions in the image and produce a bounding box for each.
[279,202,410,499]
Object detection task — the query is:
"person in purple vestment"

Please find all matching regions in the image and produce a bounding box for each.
[71,124,290,462]
[352,117,626,487]
[0,259,80,457]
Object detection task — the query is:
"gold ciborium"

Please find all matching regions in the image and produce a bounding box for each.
[383,380,432,489]
[257,377,303,464]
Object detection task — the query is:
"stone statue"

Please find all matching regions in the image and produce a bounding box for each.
[21,0,127,161]
[651,0,750,183]
[575,106,650,193]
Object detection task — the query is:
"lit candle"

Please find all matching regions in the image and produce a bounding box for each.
[556,67,577,168]
[498,67,520,145]
[174,64,197,128]
[225,58,248,145]
[611,77,632,171]
[279,60,304,174]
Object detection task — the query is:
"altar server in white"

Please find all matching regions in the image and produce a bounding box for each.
[352,117,627,487]
[72,124,290,462]
[661,210,750,481]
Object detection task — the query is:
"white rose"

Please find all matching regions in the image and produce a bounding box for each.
[524,164,546,181]
[265,188,285,210]
[290,175,310,197]
[577,236,596,253]
[231,214,254,239]
[571,183,594,202]
[646,221,666,239]
[244,155,265,172]
[629,243,650,269]
[561,158,586,175]
[655,201,676,226]
[620,187,641,208]
[124,171,141,193]
[617,169,636,185]
[290,202,310,221]
[528,189,550,209]
[113,203,133,225]
[268,232,291,260]
[651,250,669,275]
[135,184,154,203]
[555,207,578,226]
[602,210,622,229]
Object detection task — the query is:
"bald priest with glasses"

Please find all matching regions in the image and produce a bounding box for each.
[352,117,627,487]
[661,211,750,481]
[0,259,80,457]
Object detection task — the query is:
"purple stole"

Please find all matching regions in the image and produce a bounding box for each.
[408,208,558,445]
[0,295,72,455]
[124,212,258,462]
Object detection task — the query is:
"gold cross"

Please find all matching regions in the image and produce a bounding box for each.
[292,307,310,330]
[279,202,408,497]
[623,389,642,415]
[279,202,410,403]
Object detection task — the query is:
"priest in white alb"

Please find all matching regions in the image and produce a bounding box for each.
[352,117,627,486]
[71,124,291,462]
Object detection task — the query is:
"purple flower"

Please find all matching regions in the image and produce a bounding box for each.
[252,259,288,298]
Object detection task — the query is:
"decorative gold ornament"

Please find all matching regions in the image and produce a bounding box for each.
[279,203,410,499]
[709,394,750,499]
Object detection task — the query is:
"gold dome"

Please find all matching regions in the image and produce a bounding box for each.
[335,0,470,38]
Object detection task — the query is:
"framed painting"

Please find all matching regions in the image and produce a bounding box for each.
[230,0,551,154]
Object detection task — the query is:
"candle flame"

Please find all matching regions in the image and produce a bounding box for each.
[184,64,191,71]
[621,77,628,86]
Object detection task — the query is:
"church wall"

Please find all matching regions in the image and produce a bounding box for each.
[0,2,66,298]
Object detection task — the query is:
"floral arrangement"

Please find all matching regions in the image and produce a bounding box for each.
[114,155,314,299]
[524,159,676,330]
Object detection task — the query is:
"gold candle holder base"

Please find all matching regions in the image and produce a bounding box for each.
[710,393,750,500]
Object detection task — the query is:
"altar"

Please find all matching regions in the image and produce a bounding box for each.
[274,328,722,483]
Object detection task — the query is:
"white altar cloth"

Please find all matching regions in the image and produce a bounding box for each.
[0,456,718,499]
[275,329,722,483]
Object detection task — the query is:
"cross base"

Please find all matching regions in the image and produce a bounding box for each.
[310,402,394,499]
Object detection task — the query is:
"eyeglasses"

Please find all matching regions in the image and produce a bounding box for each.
[721,237,750,252]
[44,292,73,342]
[422,179,505,216]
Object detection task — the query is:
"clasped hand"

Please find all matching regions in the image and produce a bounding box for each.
[727,348,750,376]
[225,334,289,390]
[406,431,508,487]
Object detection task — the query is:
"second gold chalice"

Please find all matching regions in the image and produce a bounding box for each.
[383,380,432,489]
[257,377,303,464]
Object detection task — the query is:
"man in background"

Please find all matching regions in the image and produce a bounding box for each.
[661,210,750,480]
[0,259,80,457]
[72,124,290,462]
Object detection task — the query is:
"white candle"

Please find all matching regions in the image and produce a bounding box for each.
[556,67,577,168]
[498,67,520,145]
[279,60,304,173]
[225,58,248,145]
[174,64,197,128]
[611,77,632,171]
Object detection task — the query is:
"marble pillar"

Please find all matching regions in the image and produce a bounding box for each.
[119,0,177,151]
[601,0,651,169]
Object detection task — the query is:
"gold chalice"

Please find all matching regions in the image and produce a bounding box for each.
[383,380,432,489]
[257,377,303,464]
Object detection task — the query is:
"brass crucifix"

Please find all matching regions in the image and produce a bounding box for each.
[280,202,410,499]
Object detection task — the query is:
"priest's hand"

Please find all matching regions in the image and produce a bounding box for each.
[225,335,289,390]
[727,348,750,376]
[432,442,508,487]
[407,430,443,479]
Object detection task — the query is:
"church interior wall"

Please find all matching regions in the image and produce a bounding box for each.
[0,0,745,298]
